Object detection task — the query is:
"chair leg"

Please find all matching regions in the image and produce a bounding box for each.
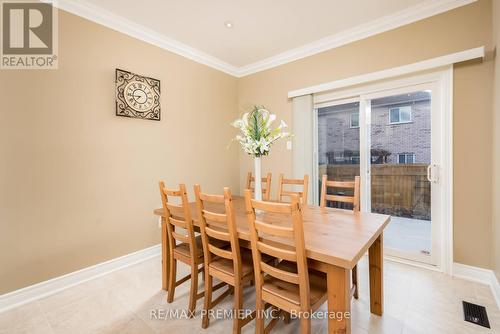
[299,316,311,334]
[202,273,212,329]
[167,258,176,303]
[188,264,198,317]
[232,284,243,334]
[255,299,265,334]
[283,311,291,324]
[352,264,359,299]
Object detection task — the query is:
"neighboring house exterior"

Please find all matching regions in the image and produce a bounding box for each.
[317,91,431,165]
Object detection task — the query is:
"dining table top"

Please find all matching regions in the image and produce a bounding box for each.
[154,196,390,270]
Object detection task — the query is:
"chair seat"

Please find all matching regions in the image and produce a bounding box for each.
[209,248,255,277]
[174,235,228,260]
[262,260,327,306]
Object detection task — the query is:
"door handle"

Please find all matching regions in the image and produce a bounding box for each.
[427,164,438,183]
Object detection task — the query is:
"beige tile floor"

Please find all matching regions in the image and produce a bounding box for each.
[1,256,499,334]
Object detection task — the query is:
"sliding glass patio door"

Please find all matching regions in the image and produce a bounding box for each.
[314,77,444,267]
[316,98,361,199]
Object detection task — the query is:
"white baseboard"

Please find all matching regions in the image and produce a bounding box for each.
[491,272,500,312]
[0,244,161,314]
[2,250,498,315]
[453,262,500,310]
[452,262,493,284]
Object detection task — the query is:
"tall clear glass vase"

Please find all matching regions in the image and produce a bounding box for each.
[254,156,262,200]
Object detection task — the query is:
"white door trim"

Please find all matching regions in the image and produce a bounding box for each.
[289,46,483,98]
[441,66,454,275]
[312,67,453,274]
[312,107,319,205]
[292,95,315,204]
[359,98,371,212]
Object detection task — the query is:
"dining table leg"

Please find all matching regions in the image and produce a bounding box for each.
[326,264,351,334]
[161,216,169,292]
[369,233,383,315]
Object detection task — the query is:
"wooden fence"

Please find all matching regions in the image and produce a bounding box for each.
[321,164,430,220]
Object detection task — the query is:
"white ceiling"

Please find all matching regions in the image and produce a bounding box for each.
[59,0,475,76]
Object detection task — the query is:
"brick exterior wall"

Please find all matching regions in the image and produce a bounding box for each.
[318,99,431,165]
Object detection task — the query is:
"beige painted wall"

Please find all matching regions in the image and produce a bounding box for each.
[238,0,494,268]
[492,0,500,281]
[0,0,497,295]
[0,11,239,294]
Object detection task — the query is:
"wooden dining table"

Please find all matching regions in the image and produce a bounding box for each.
[153,196,390,334]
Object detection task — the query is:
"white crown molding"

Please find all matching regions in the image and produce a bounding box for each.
[288,46,484,98]
[0,244,161,314]
[453,262,500,311]
[49,0,476,78]
[237,0,477,77]
[51,0,239,76]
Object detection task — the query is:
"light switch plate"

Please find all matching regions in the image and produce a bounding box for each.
[286,141,292,150]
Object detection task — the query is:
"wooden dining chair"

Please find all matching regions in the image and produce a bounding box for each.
[159,182,213,316]
[246,171,272,200]
[277,174,309,204]
[320,175,360,211]
[245,190,327,334]
[320,174,360,299]
[194,185,258,334]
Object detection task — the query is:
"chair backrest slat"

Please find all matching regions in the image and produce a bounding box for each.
[199,192,225,203]
[277,174,309,204]
[245,190,311,311]
[195,185,244,280]
[254,220,294,238]
[168,217,188,229]
[320,175,360,211]
[327,180,355,188]
[281,190,304,197]
[202,210,227,223]
[164,189,182,196]
[281,178,304,185]
[172,231,190,243]
[260,261,300,285]
[246,172,272,201]
[208,243,233,259]
[257,241,297,261]
[165,202,185,217]
[251,200,292,214]
[159,182,198,258]
[205,226,231,241]
[325,194,354,203]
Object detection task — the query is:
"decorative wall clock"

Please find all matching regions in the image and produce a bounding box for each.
[116,69,161,121]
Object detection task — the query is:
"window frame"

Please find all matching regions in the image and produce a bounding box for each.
[389,105,412,124]
[350,112,359,128]
[397,153,416,164]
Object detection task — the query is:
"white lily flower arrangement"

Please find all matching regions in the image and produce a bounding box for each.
[231,106,290,157]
